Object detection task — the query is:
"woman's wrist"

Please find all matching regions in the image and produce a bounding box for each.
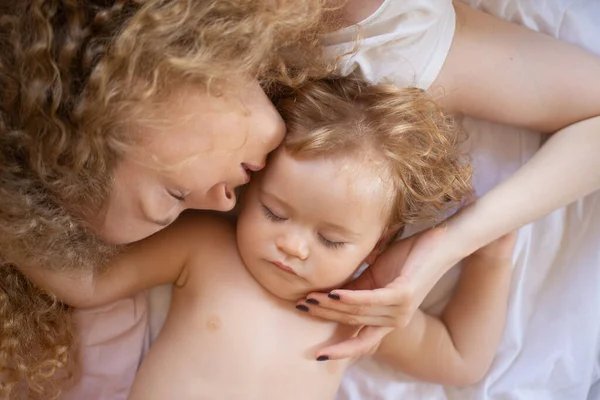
[432,203,478,260]
[416,222,468,276]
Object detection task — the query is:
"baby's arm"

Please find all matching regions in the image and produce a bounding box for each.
[21,212,219,308]
[375,232,516,386]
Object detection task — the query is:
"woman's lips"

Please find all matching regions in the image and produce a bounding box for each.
[240,163,265,185]
[243,163,265,172]
[241,165,251,184]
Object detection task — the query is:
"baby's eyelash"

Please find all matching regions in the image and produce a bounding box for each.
[261,205,286,223]
[261,204,345,249]
[318,234,345,250]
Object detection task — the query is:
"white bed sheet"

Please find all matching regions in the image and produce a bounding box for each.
[147,1,600,399]
[336,1,600,399]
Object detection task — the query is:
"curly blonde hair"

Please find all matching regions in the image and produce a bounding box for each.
[0,0,331,398]
[276,76,473,239]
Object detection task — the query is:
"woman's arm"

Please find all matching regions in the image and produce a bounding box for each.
[314,115,600,349]
[376,233,515,386]
[389,0,600,340]
[314,115,600,360]
[309,2,600,360]
[434,1,600,132]
[448,115,600,255]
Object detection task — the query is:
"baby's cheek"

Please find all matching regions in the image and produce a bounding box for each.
[238,210,264,243]
[313,262,357,290]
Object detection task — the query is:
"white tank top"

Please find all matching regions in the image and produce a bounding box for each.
[321,0,455,89]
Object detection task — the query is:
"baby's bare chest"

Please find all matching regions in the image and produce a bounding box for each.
[130,266,351,400]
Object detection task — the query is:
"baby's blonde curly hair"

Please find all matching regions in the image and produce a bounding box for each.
[276,76,473,239]
[0,1,331,398]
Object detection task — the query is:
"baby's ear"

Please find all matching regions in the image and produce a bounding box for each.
[364,247,380,266]
[364,234,393,265]
[364,225,403,265]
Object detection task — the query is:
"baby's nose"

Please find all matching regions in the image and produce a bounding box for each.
[276,232,309,260]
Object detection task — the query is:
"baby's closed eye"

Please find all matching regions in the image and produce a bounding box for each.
[262,204,286,223]
[318,234,345,249]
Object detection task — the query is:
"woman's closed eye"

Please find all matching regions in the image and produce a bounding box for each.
[318,234,345,250]
[167,189,188,202]
[262,204,286,223]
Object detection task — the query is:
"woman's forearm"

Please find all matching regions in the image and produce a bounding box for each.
[450,116,600,254]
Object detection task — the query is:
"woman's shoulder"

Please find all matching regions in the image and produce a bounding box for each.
[322,0,455,89]
[335,0,452,27]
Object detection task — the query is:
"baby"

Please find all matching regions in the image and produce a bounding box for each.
[32,77,514,400]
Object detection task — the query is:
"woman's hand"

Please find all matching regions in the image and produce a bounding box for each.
[302,109,600,360]
[297,225,466,361]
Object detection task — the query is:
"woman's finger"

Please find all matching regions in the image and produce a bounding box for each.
[316,326,394,361]
[326,282,412,307]
[299,292,396,317]
[295,301,396,327]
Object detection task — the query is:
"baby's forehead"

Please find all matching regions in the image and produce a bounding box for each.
[329,154,390,195]
[261,148,393,219]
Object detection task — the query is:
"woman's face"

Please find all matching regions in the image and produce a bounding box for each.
[95,81,285,244]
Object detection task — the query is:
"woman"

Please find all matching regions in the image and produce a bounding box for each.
[0,1,329,398]
[1,0,599,398]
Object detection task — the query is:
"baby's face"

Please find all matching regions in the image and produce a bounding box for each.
[237,148,390,300]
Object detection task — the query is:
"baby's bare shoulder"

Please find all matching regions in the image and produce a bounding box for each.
[173,211,236,247]
[172,212,242,288]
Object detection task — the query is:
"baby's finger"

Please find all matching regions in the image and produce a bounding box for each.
[301,292,394,317]
[316,326,394,361]
[328,285,411,307]
[296,302,396,327]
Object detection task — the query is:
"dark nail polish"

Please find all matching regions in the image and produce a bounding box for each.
[317,355,330,362]
[296,304,309,312]
[328,293,341,301]
[306,298,319,305]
